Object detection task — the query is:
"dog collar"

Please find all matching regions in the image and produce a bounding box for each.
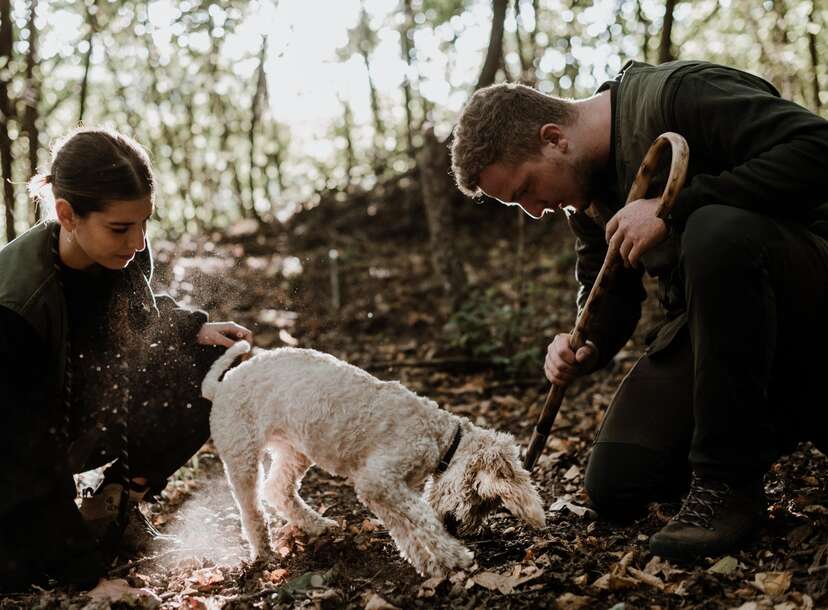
[437,424,463,474]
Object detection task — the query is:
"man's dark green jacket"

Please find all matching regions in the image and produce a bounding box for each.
[568,60,828,366]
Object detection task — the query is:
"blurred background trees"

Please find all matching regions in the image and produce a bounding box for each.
[0,0,825,243]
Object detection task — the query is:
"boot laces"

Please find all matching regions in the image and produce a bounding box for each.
[674,475,730,530]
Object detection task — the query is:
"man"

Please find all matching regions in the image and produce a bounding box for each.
[450,60,828,561]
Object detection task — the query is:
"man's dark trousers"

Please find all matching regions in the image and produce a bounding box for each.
[585,204,828,517]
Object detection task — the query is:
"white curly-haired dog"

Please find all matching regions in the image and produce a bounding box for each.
[202,341,545,577]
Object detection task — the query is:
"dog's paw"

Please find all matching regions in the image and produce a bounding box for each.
[454,546,474,569]
[426,543,474,577]
[249,545,275,564]
[411,547,473,578]
[313,516,339,533]
[299,516,338,537]
[444,545,474,571]
[273,523,304,546]
[434,535,474,566]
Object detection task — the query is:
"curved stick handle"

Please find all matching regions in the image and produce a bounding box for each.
[523,132,689,472]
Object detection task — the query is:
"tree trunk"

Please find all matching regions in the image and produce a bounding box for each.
[770,0,795,100]
[359,47,385,177]
[417,126,467,310]
[0,0,15,242]
[182,99,203,233]
[513,0,538,85]
[246,36,267,223]
[415,0,506,310]
[231,161,245,216]
[23,0,40,176]
[354,4,385,176]
[340,95,355,186]
[657,0,677,64]
[78,3,97,123]
[637,0,650,63]
[808,0,822,111]
[267,147,285,196]
[500,46,515,82]
[263,122,286,203]
[530,0,541,74]
[24,0,40,226]
[400,0,415,159]
[475,0,508,90]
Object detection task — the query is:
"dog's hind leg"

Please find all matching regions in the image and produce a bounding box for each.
[354,478,473,577]
[220,449,271,561]
[261,445,338,536]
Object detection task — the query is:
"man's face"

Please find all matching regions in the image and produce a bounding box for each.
[478,143,597,219]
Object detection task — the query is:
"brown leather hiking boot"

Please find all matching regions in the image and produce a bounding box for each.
[79,483,128,540]
[79,482,168,553]
[649,474,766,562]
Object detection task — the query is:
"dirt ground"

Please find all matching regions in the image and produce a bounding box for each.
[3,197,827,609]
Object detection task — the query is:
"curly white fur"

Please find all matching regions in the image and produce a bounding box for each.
[204,342,546,577]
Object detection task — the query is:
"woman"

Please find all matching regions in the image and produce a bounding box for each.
[0,128,251,590]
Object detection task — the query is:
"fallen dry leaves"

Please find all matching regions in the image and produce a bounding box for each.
[363,592,400,609]
[753,571,792,596]
[589,550,696,595]
[549,494,597,519]
[186,567,225,592]
[416,576,445,598]
[467,564,545,595]
[708,555,740,575]
[556,592,593,609]
[86,578,162,606]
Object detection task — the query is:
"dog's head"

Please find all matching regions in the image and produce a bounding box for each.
[425,426,546,536]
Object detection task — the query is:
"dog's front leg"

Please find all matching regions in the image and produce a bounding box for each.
[355,479,473,577]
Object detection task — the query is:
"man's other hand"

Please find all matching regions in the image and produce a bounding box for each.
[605,197,668,267]
[544,334,598,386]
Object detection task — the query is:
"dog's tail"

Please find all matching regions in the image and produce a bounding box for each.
[201,340,252,401]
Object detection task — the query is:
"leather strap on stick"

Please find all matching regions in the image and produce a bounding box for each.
[523,132,689,472]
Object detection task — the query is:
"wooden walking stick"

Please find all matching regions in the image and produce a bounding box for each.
[523,132,689,471]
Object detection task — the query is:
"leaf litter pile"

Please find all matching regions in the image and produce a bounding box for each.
[5,198,827,610]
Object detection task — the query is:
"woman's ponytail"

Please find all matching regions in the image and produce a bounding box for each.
[26,173,57,221]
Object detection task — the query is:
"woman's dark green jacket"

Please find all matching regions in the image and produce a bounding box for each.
[0,221,205,589]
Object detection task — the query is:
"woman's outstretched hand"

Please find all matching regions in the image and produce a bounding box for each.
[196,321,253,347]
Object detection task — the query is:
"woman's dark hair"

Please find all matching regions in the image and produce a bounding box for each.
[28,127,155,218]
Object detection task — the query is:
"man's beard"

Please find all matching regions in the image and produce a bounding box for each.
[571,153,611,207]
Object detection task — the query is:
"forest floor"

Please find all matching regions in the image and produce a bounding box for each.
[4,193,828,609]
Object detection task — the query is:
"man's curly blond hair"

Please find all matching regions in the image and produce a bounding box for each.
[450,83,576,198]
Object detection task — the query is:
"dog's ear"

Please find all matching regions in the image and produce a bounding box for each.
[499,471,546,529]
[475,467,546,529]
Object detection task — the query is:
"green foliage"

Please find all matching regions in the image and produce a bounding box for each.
[419,0,470,25]
[2,0,828,242]
[444,285,545,376]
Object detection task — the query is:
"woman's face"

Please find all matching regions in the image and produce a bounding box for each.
[61,197,153,270]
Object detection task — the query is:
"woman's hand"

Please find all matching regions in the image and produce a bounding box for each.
[196,321,253,347]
